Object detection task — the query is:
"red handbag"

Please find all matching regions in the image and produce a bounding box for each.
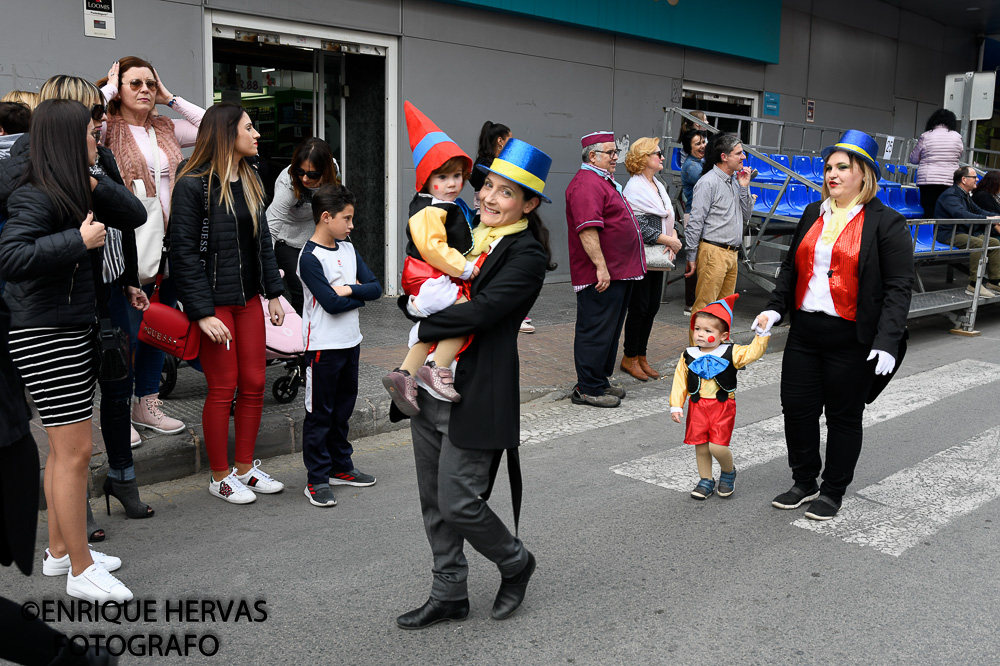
[137,282,200,360]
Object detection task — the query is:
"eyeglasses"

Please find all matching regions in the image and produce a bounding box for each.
[293,167,323,180]
[963,174,977,180]
[649,151,664,158]
[594,149,620,157]
[90,103,106,123]
[126,78,158,92]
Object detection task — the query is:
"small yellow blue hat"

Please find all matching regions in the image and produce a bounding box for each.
[476,138,552,203]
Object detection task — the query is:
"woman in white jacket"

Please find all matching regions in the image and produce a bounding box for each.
[909,109,963,217]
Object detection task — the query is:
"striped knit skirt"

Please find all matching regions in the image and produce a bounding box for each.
[9,325,97,427]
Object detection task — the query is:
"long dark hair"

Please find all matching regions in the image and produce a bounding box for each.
[23,99,92,225]
[975,170,1000,196]
[290,137,339,200]
[925,108,958,133]
[475,121,512,166]
[177,102,266,234]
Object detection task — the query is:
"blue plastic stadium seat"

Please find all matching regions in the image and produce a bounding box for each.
[903,186,923,217]
[770,154,791,181]
[913,224,948,253]
[671,147,683,171]
[812,157,825,182]
[774,184,811,217]
[792,156,814,180]
[887,187,917,218]
[885,164,896,175]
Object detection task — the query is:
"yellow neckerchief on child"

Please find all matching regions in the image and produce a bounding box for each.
[467,217,529,260]
[820,194,862,245]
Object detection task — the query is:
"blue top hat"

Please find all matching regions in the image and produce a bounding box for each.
[476,138,553,203]
[821,129,881,180]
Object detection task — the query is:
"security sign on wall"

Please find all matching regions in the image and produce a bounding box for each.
[84,0,116,39]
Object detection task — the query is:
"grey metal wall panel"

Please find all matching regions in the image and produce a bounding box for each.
[683,50,765,92]
[811,0,900,40]
[614,39,684,79]
[207,0,401,35]
[807,19,897,112]
[764,9,810,96]
[898,10,944,51]
[0,0,204,103]
[807,98,893,135]
[612,70,676,141]
[892,98,919,142]
[401,0,613,69]
[895,42,945,105]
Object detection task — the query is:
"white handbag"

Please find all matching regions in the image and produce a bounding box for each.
[644,244,675,271]
[132,127,166,285]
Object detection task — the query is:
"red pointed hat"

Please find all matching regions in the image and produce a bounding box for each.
[690,293,739,331]
[404,101,473,191]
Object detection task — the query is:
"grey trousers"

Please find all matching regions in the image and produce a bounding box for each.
[410,389,528,601]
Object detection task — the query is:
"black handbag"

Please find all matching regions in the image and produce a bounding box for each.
[90,248,131,382]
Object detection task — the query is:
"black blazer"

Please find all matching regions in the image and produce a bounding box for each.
[396,229,548,451]
[765,198,913,356]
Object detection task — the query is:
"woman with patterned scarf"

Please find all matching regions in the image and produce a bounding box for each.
[96,56,204,443]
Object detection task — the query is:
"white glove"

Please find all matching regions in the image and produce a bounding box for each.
[867,349,895,376]
[752,310,781,335]
[408,323,421,349]
[459,261,476,281]
[411,275,459,317]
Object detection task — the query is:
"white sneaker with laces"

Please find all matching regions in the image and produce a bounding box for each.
[66,563,133,603]
[209,472,257,504]
[43,547,122,576]
[235,460,285,494]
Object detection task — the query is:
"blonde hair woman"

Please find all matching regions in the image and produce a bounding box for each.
[620,136,681,381]
[169,102,286,504]
[1,90,39,110]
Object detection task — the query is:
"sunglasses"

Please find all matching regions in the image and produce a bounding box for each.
[650,151,664,158]
[90,103,106,123]
[293,167,323,180]
[125,78,158,92]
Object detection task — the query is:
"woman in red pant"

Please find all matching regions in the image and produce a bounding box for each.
[169,102,286,504]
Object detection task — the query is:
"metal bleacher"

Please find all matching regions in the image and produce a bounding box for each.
[661,107,998,334]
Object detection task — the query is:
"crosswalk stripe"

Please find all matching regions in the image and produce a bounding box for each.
[792,425,1000,556]
[520,356,784,446]
[610,359,1000,492]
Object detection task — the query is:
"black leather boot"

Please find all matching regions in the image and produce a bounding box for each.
[491,552,536,620]
[396,597,470,630]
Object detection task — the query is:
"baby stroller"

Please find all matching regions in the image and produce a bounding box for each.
[159,294,306,404]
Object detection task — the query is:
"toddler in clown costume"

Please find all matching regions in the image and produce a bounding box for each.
[669,293,769,500]
[383,101,478,416]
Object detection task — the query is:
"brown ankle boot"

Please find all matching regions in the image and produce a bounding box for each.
[619,356,649,381]
[637,355,660,380]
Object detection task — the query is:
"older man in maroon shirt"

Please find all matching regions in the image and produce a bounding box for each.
[565,131,646,408]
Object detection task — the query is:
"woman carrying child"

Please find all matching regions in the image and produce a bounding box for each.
[382,102,479,415]
[169,102,286,505]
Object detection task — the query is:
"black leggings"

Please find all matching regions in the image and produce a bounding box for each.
[622,272,664,357]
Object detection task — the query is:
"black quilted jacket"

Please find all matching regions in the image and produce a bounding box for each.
[0,134,144,288]
[168,168,283,322]
[0,178,147,328]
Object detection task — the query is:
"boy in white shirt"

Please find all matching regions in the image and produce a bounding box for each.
[297,185,382,507]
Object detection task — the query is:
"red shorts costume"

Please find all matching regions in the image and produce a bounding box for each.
[684,398,736,447]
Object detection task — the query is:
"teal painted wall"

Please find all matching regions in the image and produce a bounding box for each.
[438,0,782,63]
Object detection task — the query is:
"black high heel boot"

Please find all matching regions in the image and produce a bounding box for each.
[85,499,105,542]
[103,477,155,519]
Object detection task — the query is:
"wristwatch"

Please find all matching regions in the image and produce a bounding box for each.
[166,97,177,108]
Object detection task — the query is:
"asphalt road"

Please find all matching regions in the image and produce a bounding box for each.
[6,310,1000,665]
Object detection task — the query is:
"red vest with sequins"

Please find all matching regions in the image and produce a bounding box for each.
[793,209,865,321]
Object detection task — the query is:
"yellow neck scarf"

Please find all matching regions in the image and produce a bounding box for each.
[468,218,529,259]
[821,195,862,245]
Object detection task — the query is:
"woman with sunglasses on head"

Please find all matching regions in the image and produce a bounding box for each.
[169,102,286,505]
[0,99,146,602]
[266,137,341,315]
[95,56,205,442]
[620,137,682,381]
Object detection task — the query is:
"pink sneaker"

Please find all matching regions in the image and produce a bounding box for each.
[130,425,142,449]
[131,394,185,435]
[382,369,419,416]
[416,363,461,402]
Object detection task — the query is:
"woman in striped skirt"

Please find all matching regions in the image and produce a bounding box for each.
[0,99,146,603]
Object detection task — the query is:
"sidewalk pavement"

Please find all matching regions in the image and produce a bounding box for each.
[30,273,790,498]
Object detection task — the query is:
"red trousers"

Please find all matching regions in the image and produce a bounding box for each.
[199,302,266,472]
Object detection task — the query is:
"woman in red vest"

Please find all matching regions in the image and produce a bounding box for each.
[753,130,913,521]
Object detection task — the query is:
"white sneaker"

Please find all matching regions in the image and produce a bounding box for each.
[235,460,285,494]
[209,472,257,504]
[130,425,142,448]
[966,283,996,299]
[43,547,122,576]
[66,563,133,603]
